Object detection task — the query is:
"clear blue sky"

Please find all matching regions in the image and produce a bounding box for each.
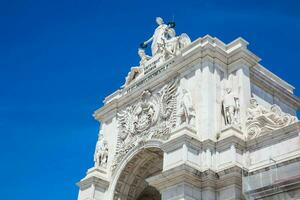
[0,0,299,199]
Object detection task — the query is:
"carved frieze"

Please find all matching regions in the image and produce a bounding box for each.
[246,98,298,139]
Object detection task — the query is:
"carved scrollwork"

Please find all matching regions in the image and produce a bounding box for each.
[246,98,298,140]
[112,78,178,171]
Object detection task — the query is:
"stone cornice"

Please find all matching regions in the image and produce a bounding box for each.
[94,35,261,121]
[250,65,300,110]
[216,166,243,188]
[147,164,244,191]
[77,168,110,190]
[146,163,203,190]
[161,126,247,153]
[246,122,300,151]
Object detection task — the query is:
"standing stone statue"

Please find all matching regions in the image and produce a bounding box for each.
[94,135,109,168]
[222,86,240,126]
[142,17,176,56]
[178,88,196,126]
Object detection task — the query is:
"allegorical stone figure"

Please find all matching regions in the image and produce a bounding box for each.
[138,48,151,66]
[247,98,268,120]
[94,135,108,168]
[142,17,176,56]
[222,86,240,126]
[122,49,151,88]
[178,87,196,126]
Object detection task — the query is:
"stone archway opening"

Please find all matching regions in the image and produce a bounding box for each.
[114,147,163,200]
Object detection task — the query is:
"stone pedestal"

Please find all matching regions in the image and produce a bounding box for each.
[219,126,244,141]
[77,167,109,200]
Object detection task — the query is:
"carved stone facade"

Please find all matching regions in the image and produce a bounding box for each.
[246,98,298,139]
[77,17,300,200]
[113,79,178,170]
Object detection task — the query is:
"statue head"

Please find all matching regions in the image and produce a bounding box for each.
[138,48,145,58]
[224,81,232,94]
[249,98,258,108]
[156,17,164,25]
[103,140,108,148]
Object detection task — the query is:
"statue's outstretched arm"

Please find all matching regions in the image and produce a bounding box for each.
[144,36,153,45]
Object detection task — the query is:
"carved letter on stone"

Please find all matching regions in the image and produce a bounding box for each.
[246,98,298,139]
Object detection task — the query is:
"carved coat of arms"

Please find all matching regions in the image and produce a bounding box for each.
[113,79,178,170]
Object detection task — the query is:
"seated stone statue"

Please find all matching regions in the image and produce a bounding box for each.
[122,49,150,88]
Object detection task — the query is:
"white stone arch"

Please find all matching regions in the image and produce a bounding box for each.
[108,139,164,200]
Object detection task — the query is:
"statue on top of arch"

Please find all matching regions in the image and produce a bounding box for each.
[141,16,191,60]
[122,17,191,88]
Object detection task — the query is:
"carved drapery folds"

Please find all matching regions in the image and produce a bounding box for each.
[94,134,109,168]
[141,17,191,59]
[246,98,298,139]
[113,79,178,170]
[221,84,240,128]
[122,17,191,89]
[177,87,196,127]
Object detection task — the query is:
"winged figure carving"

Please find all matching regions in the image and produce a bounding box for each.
[159,78,178,120]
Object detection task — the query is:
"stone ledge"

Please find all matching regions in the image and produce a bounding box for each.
[147,164,245,192]
[161,125,200,152]
[146,164,203,191]
[77,167,110,190]
[246,121,300,151]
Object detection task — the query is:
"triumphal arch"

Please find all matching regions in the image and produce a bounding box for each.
[77,17,300,200]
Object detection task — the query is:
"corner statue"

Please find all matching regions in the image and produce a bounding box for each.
[141,17,191,58]
[94,134,109,168]
[178,87,196,126]
[222,85,240,126]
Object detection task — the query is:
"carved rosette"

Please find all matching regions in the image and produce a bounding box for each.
[246,99,298,140]
[112,79,178,171]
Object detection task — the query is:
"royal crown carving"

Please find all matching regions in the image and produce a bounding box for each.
[246,98,298,139]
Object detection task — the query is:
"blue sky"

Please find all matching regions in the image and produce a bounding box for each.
[0,0,300,199]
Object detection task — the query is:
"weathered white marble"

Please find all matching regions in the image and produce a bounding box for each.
[77,17,300,200]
